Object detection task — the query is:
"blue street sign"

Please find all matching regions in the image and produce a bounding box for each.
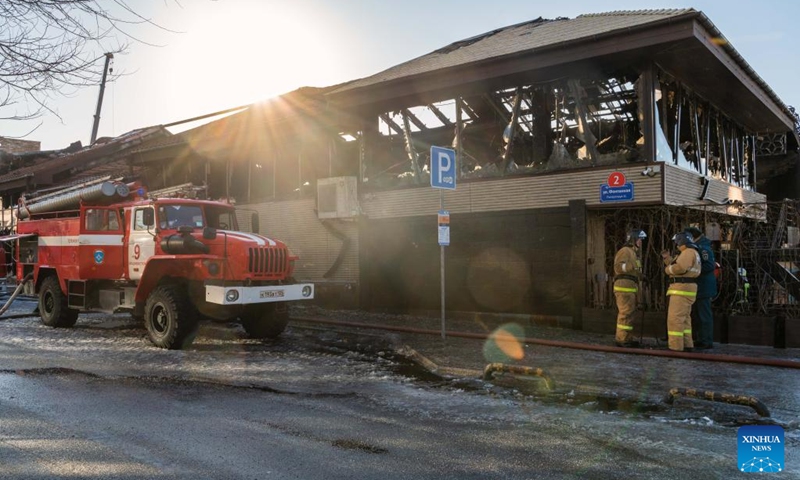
[430,146,456,190]
[600,182,634,203]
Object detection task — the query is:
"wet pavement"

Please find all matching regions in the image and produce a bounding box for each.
[0,297,799,478]
[2,368,772,480]
[292,305,800,429]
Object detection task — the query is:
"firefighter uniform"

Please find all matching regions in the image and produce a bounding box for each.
[686,227,717,349]
[663,238,701,351]
[613,245,641,344]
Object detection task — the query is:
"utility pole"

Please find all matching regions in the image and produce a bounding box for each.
[90,53,114,145]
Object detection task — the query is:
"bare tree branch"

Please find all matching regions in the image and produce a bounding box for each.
[0,0,174,122]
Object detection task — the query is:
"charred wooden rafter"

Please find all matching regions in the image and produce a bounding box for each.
[501,87,523,173]
[568,79,600,164]
[659,74,758,189]
[379,114,404,135]
[401,112,423,182]
[427,103,453,127]
[401,108,428,132]
[362,66,767,192]
[482,92,511,121]
[462,102,478,121]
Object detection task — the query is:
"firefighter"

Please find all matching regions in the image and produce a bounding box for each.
[661,232,701,352]
[613,229,646,347]
[685,226,716,350]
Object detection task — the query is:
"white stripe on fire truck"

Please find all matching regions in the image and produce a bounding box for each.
[38,235,124,246]
[222,231,276,246]
[38,233,273,248]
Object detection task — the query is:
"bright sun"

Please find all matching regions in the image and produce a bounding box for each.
[173,1,345,110]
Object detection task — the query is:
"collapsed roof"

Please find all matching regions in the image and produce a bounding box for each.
[328,9,795,134]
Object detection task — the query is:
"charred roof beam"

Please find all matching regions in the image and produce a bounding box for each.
[501,87,523,173]
[517,95,536,134]
[426,103,453,127]
[484,89,534,134]
[379,114,404,135]
[459,99,479,122]
[401,112,423,183]
[568,79,601,165]
[401,108,428,131]
[483,92,512,122]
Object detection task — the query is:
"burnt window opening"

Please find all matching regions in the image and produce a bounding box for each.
[361,66,766,192]
[274,145,299,198]
[299,148,320,198]
[228,129,360,203]
[657,71,756,191]
[363,73,647,189]
[229,158,250,203]
[249,156,275,202]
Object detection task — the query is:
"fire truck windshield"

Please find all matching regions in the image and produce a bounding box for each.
[158,204,205,229]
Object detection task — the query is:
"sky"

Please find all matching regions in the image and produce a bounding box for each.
[2,0,798,150]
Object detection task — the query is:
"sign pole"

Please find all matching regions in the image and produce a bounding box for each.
[440,190,446,340]
[430,145,456,341]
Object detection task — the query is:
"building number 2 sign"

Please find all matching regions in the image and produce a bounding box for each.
[607,171,626,187]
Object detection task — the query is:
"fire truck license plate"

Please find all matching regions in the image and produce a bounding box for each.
[260,290,285,298]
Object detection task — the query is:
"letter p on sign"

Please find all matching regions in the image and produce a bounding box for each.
[430,146,456,190]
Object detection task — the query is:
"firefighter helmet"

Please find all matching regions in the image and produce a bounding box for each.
[672,232,692,247]
[684,226,703,241]
[626,229,647,244]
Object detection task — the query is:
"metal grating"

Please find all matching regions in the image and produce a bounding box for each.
[248,247,287,276]
[756,132,787,157]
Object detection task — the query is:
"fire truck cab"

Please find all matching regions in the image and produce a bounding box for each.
[9,181,314,349]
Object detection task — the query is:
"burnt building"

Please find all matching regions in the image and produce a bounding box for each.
[123,9,800,345]
[0,127,170,229]
[0,137,40,155]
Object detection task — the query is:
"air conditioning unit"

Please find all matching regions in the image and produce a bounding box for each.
[317,176,359,219]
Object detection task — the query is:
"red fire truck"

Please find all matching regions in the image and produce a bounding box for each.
[4,180,314,349]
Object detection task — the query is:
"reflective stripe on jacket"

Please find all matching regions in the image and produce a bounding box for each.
[614,284,637,293]
[664,247,700,296]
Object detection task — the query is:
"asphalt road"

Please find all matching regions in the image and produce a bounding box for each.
[0,302,797,479]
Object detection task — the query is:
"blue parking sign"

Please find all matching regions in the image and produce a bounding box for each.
[430,146,456,190]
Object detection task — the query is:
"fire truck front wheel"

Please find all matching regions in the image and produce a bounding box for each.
[144,285,199,349]
[240,303,289,339]
[39,276,79,328]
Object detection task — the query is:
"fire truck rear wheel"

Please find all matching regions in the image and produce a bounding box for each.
[39,276,79,328]
[144,285,199,349]
[241,304,289,339]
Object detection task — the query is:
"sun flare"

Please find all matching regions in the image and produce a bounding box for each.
[175,1,344,109]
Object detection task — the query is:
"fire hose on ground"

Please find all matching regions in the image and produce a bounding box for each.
[665,387,771,417]
[304,318,781,418]
[0,273,34,319]
[483,363,555,390]
[291,316,800,370]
